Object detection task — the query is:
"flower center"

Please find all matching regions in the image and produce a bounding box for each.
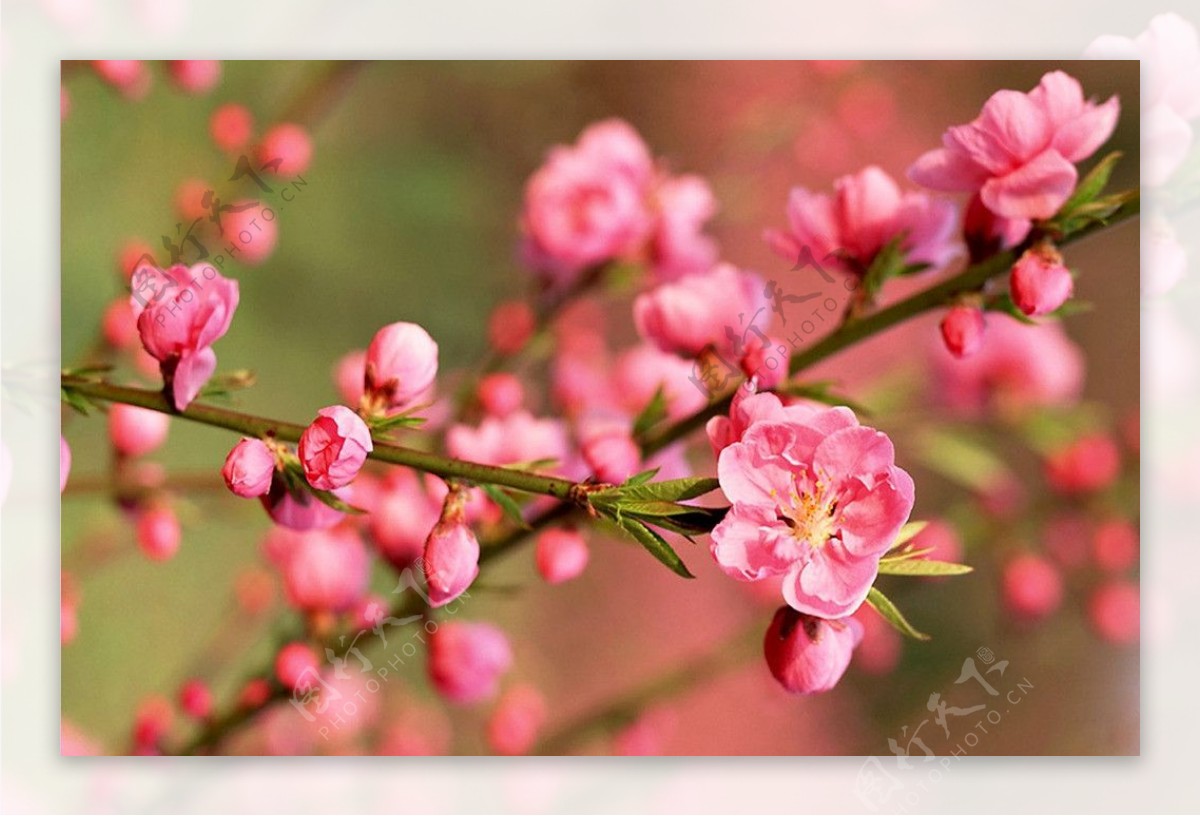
[777,480,838,550]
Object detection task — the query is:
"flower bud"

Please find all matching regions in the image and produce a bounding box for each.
[364,322,439,411]
[633,263,767,358]
[257,123,313,176]
[488,301,535,356]
[763,607,862,694]
[275,642,320,690]
[580,424,641,484]
[939,305,986,358]
[333,349,367,407]
[108,403,170,458]
[1045,433,1121,494]
[422,490,480,608]
[1010,245,1073,316]
[178,678,214,720]
[428,621,512,704]
[222,201,278,266]
[222,437,277,498]
[487,684,547,755]
[280,528,369,613]
[535,528,589,585]
[166,60,221,94]
[132,695,172,752]
[92,60,149,98]
[1088,580,1139,644]
[210,103,254,153]
[261,480,346,531]
[299,405,373,490]
[1001,553,1062,619]
[136,505,181,561]
[477,372,524,417]
[366,468,440,569]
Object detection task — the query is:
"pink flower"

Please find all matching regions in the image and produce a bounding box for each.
[477,372,525,418]
[108,404,170,458]
[520,119,653,283]
[1002,554,1062,620]
[366,468,441,569]
[298,406,373,490]
[649,174,719,281]
[763,607,863,694]
[60,435,71,493]
[909,71,1119,220]
[634,263,769,359]
[221,437,276,498]
[765,165,959,274]
[1044,433,1121,494]
[275,642,320,690]
[613,343,709,422]
[133,264,239,411]
[1088,581,1139,644]
[711,405,914,618]
[261,481,346,530]
[423,491,480,608]
[939,305,986,359]
[446,410,569,469]
[257,123,313,176]
[279,528,369,613]
[1010,245,1073,316]
[487,685,547,755]
[364,322,439,412]
[579,420,641,484]
[535,528,590,584]
[136,505,181,561]
[428,621,513,704]
[705,385,822,455]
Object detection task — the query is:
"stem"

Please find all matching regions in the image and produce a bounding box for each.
[61,378,587,504]
[641,194,1140,455]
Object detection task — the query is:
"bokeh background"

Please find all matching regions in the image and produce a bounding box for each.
[60,60,1139,756]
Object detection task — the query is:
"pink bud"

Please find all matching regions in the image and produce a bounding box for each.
[1010,246,1073,316]
[1001,553,1062,620]
[210,103,254,153]
[487,684,547,755]
[257,123,313,176]
[488,300,536,356]
[275,642,320,690]
[1091,518,1138,573]
[136,505,181,561]
[333,349,367,407]
[350,594,390,630]
[1088,581,1139,644]
[763,607,862,694]
[364,322,439,411]
[108,404,170,458]
[535,528,589,585]
[261,481,346,531]
[222,200,278,265]
[101,297,138,349]
[132,695,173,751]
[428,621,513,704]
[1045,433,1121,494]
[60,435,71,494]
[366,468,440,569]
[178,678,214,720]
[298,406,373,490]
[92,61,149,98]
[939,305,986,358]
[166,60,221,94]
[423,495,480,608]
[580,424,641,484]
[280,528,369,613]
[222,437,276,498]
[477,373,524,417]
[633,263,767,358]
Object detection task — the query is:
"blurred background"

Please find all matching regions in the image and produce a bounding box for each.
[60,60,1139,755]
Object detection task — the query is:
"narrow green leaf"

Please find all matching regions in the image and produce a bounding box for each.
[370,413,427,432]
[617,518,694,578]
[877,559,973,577]
[1060,151,1121,215]
[309,487,367,515]
[480,483,531,530]
[632,386,669,438]
[888,520,928,551]
[60,387,94,416]
[622,468,661,488]
[914,427,1013,494]
[880,546,935,563]
[601,476,721,504]
[866,587,930,641]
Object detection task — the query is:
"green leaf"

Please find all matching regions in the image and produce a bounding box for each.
[866,586,930,641]
[61,364,114,378]
[369,413,427,432]
[309,487,367,515]
[619,502,729,534]
[617,517,694,578]
[888,520,928,551]
[914,427,1013,494]
[877,558,973,577]
[596,476,721,504]
[60,386,95,416]
[631,386,668,438]
[622,468,661,487]
[1059,151,1121,216]
[860,234,909,299]
[480,483,530,530]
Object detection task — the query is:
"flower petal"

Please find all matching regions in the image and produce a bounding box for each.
[907,146,988,192]
[839,466,916,557]
[979,148,1077,220]
[783,546,878,618]
[709,504,796,581]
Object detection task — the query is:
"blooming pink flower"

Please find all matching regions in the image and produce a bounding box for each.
[136,505,181,561]
[909,71,1119,220]
[279,527,369,613]
[178,678,214,720]
[579,420,641,484]
[108,404,170,458]
[487,684,547,755]
[423,492,480,608]
[1088,581,1140,644]
[299,406,373,490]
[649,174,719,281]
[275,642,320,690]
[939,305,986,359]
[257,123,313,176]
[133,264,239,410]
[477,372,525,418]
[520,119,653,283]
[705,385,824,455]
[210,103,254,153]
[1010,246,1073,316]
[221,437,276,498]
[166,60,221,94]
[1001,554,1062,620]
[634,263,769,359]
[763,607,863,694]
[765,165,959,274]
[1045,433,1121,494]
[446,410,569,469]
[710,405,914,618]
[428,621,513,704]
[365,467,441,569]
[364,322,439,412]
[60,436,71,493]
[535,528,590,584]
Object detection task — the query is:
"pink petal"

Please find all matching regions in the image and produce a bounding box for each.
[907,147,989,192]
[960,89,1052,169]
[709,504,795,581]
[717,428,801,506]
[1029,70,1086,130]
[979,148,1077,220]
[783,187,840,261]
[171,347,216,410]
[838,467,916,557]
[812,425,895,485]
[834,165,902,254]
[784,547,877,618]
[1052,96,1120,163]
